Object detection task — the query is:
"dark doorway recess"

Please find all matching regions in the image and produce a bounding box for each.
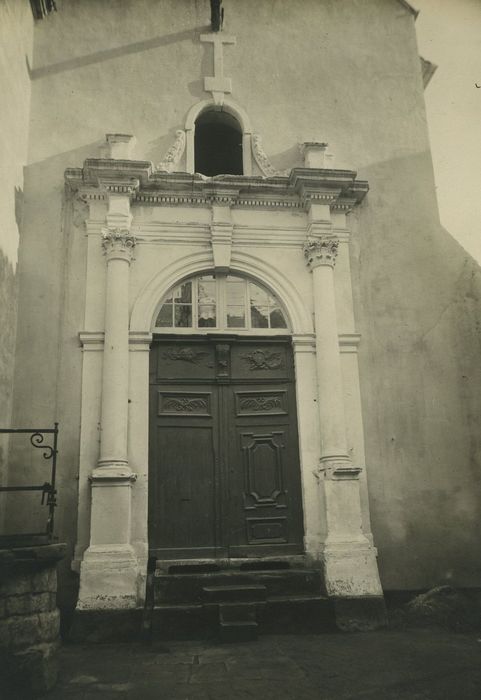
[195,110,243,176]
[149,336,304,560]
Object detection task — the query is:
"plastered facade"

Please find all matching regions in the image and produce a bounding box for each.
[5,0,481,608]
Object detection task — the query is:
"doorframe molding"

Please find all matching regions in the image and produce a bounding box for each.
[127,253,317,580]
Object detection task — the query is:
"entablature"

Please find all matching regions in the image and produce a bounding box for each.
[65,160,369,214]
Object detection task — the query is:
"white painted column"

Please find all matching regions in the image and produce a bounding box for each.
[78,184,141,611]
[308,238,349,461]
[304,236,383,598]
[97,229,135,471]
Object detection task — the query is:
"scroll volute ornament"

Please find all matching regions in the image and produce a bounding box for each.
[157,130,186,172]
[303,236,339,269]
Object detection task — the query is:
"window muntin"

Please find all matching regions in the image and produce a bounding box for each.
[197,276,217,328]
[155,275,288,332]
[226,276,247,329]
[156,280,193,328]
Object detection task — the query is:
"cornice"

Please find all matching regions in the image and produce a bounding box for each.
[65,159,153,191]
[65,161,369,213]
[129,332,153,351]
[80,330,357,352]
[292,334,316,354]
[79,331,153,351]
[338,333,361,353]
[79,331,104,351]
[99,178,139,196]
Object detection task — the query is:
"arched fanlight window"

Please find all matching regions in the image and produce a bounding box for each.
[195,110,243,176]
[154,274,288,333]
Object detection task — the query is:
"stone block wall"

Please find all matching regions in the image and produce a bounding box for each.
[0,544,65,695]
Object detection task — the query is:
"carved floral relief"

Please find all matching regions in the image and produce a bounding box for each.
[240,350,284,371]
[162,348,213,366]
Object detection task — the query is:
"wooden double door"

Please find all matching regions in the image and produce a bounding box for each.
[149,336,304,559]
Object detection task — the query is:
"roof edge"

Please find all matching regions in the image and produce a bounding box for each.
[397,0,420,19]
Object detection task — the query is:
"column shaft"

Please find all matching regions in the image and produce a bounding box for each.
[98,252,131,467]
[311,262,349,460]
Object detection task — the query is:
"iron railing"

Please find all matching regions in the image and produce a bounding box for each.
[0,423,58,545]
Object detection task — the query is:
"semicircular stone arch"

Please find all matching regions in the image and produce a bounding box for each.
[130,251,313,335]
[184,97,253,134]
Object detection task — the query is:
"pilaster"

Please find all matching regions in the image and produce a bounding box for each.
[128,332,153,590]
[291,334,322,557]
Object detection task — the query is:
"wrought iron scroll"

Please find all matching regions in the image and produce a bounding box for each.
[30,431,55,460]
[0,423,58,541]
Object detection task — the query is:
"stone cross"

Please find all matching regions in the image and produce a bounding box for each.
[200,32,236,105]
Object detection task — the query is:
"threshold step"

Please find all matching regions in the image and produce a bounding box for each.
[153,602,204,611]
[203,584,267,603]
[266,594,327,603]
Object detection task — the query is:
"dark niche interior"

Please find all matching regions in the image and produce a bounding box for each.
[194,109,243,176]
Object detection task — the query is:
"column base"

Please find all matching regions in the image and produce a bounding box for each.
[93,462,133,479]
[321,542,387,630]
[77,545,140,610]
[322,542,384,598]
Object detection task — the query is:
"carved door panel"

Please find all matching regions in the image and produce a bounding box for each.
[149,383,221,558]
[226,341,304,556]
[149,338,223,559]
[149,337,304,559]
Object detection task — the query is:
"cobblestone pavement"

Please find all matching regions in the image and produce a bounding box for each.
[38,629,481,699]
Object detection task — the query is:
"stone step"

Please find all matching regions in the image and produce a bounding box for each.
[254,570,322,597]
[154,569,322,605]
[219,620,258,642]
[149,596,335,640]
[202,584,267,604]
[219,603,258,623]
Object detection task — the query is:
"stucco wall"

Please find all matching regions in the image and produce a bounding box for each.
[0,0,32,516]
[11,0,481,594]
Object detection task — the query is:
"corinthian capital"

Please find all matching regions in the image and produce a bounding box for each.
[102,227,136,261]
[303,236,339,269]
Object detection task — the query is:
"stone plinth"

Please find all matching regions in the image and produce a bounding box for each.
[0,543,66,695]
[105,133,136,159]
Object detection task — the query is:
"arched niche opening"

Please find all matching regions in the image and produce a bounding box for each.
[194,109,243,176]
